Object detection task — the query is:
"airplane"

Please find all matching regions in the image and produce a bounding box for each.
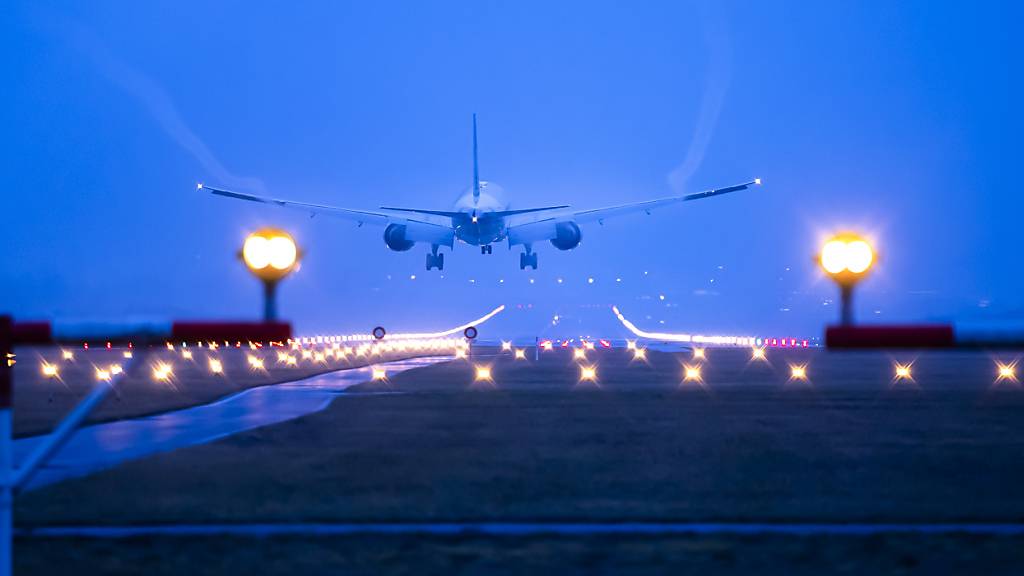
[199,115,760,271]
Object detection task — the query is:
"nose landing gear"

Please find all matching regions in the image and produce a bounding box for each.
[481,244,493,255]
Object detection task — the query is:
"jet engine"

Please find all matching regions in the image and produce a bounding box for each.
[549,221,582,251]
[383,224,415,252]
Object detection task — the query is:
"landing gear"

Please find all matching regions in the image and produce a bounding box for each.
[520,249,538,270]
[426,245,444,270]
[481,244,493,255]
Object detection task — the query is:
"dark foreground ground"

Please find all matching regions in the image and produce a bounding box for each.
[14,347,1024,574]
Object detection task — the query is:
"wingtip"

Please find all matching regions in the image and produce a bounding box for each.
[754,178,762,186]
[196,182,204,191]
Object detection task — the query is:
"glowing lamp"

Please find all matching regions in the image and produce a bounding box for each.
[579,365,597,382]
[789,364,807,381]
[684,364,702,382]
[372,367,387,381]
[633,348,647,360]
[573,348,587,360]
[41,363,59,378]
[894,363,913,380]
[751,348,766,361]
[819,233,875,326]
[209,358,224,374]
[475,365,492,381]
[514,349,526,360]
[241,229,301,321]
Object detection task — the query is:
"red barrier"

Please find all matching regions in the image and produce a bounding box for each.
[826,325,954,349]
[171,321,291,342]
[10,322,50,345]
[8,320,291,345]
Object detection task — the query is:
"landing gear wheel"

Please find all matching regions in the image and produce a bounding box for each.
[481,245,493,255]
[519,252,538,270]
[426,252,444,271]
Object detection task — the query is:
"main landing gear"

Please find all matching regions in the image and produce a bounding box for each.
[480,244,493,255]
[426,244,444,270]
[520,246,538,270]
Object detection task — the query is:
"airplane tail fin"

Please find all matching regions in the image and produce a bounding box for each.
[472,114,480,202]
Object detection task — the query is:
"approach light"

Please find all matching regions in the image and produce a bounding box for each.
[475,365,492,381]
[693,348,705,360]
[894,363,913,381]
[372,367,387,381]
[61,350,74,361]
[573,348,587,360]
[684,364,702,382]
[514,349,526,360]
[501,341,512,352]
[633,348,647,361]
[95,368,112,382]
[153,362,173,381]
[247,355,265,370]
[123,350,133,359]
[110,364,123,375]
[626,340,637,350]
[181,349,193,360]
[455,348,468,359]
[40,363,59,378]
[209,358,223,374]
[579,365,597,382]
[789,364,808,381]
[751,347,766,361]
[996,362,1018,383]
[819,234,876,326]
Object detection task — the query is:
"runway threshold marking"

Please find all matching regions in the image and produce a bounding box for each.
[19,522,1024,538]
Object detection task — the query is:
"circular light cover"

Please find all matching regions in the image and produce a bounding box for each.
[819,234,875,282]
[242,229,300,280]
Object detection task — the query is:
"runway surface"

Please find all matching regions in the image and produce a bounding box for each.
[21,521,1024,538]
[14,356,446,490]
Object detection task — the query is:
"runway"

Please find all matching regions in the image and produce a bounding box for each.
[14,356,446,490]
[20,521,1024,538]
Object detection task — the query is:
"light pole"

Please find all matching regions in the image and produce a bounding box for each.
[241,229,300,322]
[819,234,875,326]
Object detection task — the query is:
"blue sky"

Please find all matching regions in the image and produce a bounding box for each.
[2,1,1020,339]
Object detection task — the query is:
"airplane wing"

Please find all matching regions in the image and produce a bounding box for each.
[200,184,447,227]
[572,179,760,225]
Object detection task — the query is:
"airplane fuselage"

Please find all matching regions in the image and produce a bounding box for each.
[452,182,509,246]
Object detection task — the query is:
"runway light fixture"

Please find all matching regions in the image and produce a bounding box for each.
[789,364,808,381]
[501,341,512,352]
[209,358,223,374]
[894,362,913,381]
[153,362,173,381]
[475,365,492,382]
[579,365,597,382]
[573,348,587,360]
[751,347,766,361]
[61,350,74,361]
[241,229,301,321]
[633,348,647,361]
[996,361,1018,383]
[95,368,112,382]
[683,364,702,383]
[40,363,59,378]
[514,349,526,360]
[819,233,875,326]
[123,350,133,359]
[110,364,123,375]
[626,340,637,350]
[181,349,193,360]
[693,348,705,360]
[372,367,387,381]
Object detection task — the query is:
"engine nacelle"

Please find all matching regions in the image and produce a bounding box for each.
[549,221,582,251]
[383,224,415,252]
